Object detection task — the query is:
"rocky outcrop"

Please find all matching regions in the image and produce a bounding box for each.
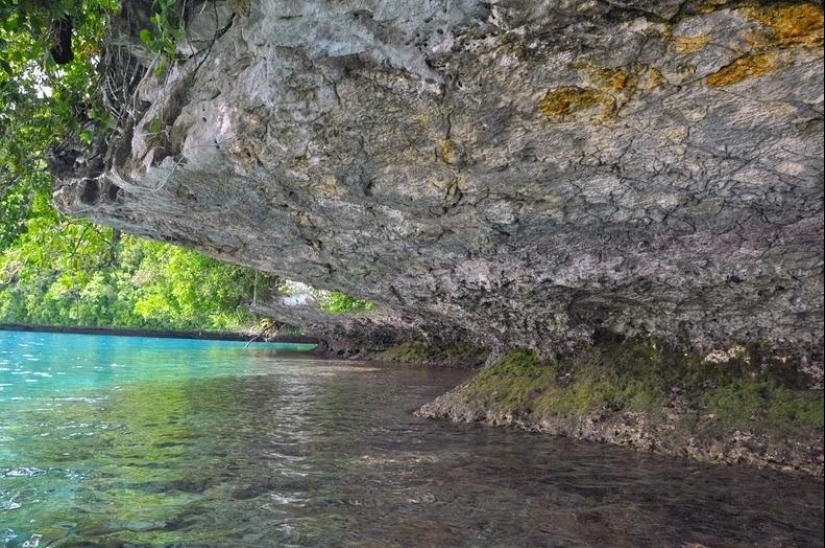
[53,1,823,381]
[417,345,824,475]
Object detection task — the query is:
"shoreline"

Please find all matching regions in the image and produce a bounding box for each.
[0,323,319,346]
[414,344,824,478]
[5,326,821,476]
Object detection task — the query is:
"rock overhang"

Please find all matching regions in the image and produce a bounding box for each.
[52,0,824,383]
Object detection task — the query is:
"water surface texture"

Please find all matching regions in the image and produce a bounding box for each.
[1,331,823,547]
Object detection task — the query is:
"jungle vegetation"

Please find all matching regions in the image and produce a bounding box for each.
[1,0,371,331]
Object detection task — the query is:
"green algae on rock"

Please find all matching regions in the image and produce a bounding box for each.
[418,337,824,476]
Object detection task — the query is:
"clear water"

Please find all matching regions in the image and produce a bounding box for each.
[1,331,822,547]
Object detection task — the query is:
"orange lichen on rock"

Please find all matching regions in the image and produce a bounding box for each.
[674,33,711,53]
[740,3,824,47]
[591,67,637,92]
[693,0,729,15]
[538,86,604,119]
[705,52,779,87]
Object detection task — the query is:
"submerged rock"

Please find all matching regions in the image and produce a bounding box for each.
[50,0,824,466]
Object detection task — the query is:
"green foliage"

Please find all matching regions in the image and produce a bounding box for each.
[440,344,489,360]
[314,289,375,315]
[0,1,274,332]
[0,207,270,330]
[138,0,184,74]
[1,0,119,248]
[379,343,429,363]
[700,382,824,435]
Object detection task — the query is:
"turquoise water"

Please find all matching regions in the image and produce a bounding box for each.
[1,330,823,547]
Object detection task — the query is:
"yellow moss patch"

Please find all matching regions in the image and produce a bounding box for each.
[229,138,262,168]
[319,176,343,197]
[292,211,313,227]
[705,52,779,87]
[740,3,824,47]
[591,67,637,92]
[693,0,730,15]
[538,86,604,119]
[436,138,457,164]
[674,33,712,53]
[229,0,251,16]
[444,177,466,202]
[639,66,668,90]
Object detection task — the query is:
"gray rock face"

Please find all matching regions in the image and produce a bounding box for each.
[54,1,824,380]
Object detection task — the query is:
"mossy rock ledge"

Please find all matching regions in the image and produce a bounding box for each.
[51,1,823,471]
[418,339,824,476]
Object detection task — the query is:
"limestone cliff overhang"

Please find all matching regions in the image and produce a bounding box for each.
[52,0,824,383]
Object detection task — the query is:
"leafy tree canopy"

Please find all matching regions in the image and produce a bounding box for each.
[1,0,374,332]
[0,0,271,331]
[1,0,118,247]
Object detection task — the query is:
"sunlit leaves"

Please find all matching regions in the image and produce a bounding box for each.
[0,224,267,330]
[313,289,376,315]
[1,1,120,248]
[0,1,278,332]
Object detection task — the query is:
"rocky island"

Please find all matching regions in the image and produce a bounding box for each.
[51,0,823,474]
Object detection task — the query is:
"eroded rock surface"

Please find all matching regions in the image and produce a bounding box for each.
[53,0,824,382]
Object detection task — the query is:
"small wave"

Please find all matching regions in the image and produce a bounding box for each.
[52,397,104,404]
[62,469,88,481]
[22,534,43,547]
[268,492,307,506]
[1,467,46,478]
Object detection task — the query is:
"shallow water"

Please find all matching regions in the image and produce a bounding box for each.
[1,331,822,547]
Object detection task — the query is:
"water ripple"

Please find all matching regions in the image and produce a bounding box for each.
[0,331,822,547]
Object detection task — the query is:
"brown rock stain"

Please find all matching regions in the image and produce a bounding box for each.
[539,66,659,123]
[705,52,779,87]
[692,0,729,15]
[229,139,262,167]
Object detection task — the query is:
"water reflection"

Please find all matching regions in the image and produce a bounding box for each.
[0,332,823,547]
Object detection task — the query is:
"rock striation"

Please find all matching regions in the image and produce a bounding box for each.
[53,0,824,383]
